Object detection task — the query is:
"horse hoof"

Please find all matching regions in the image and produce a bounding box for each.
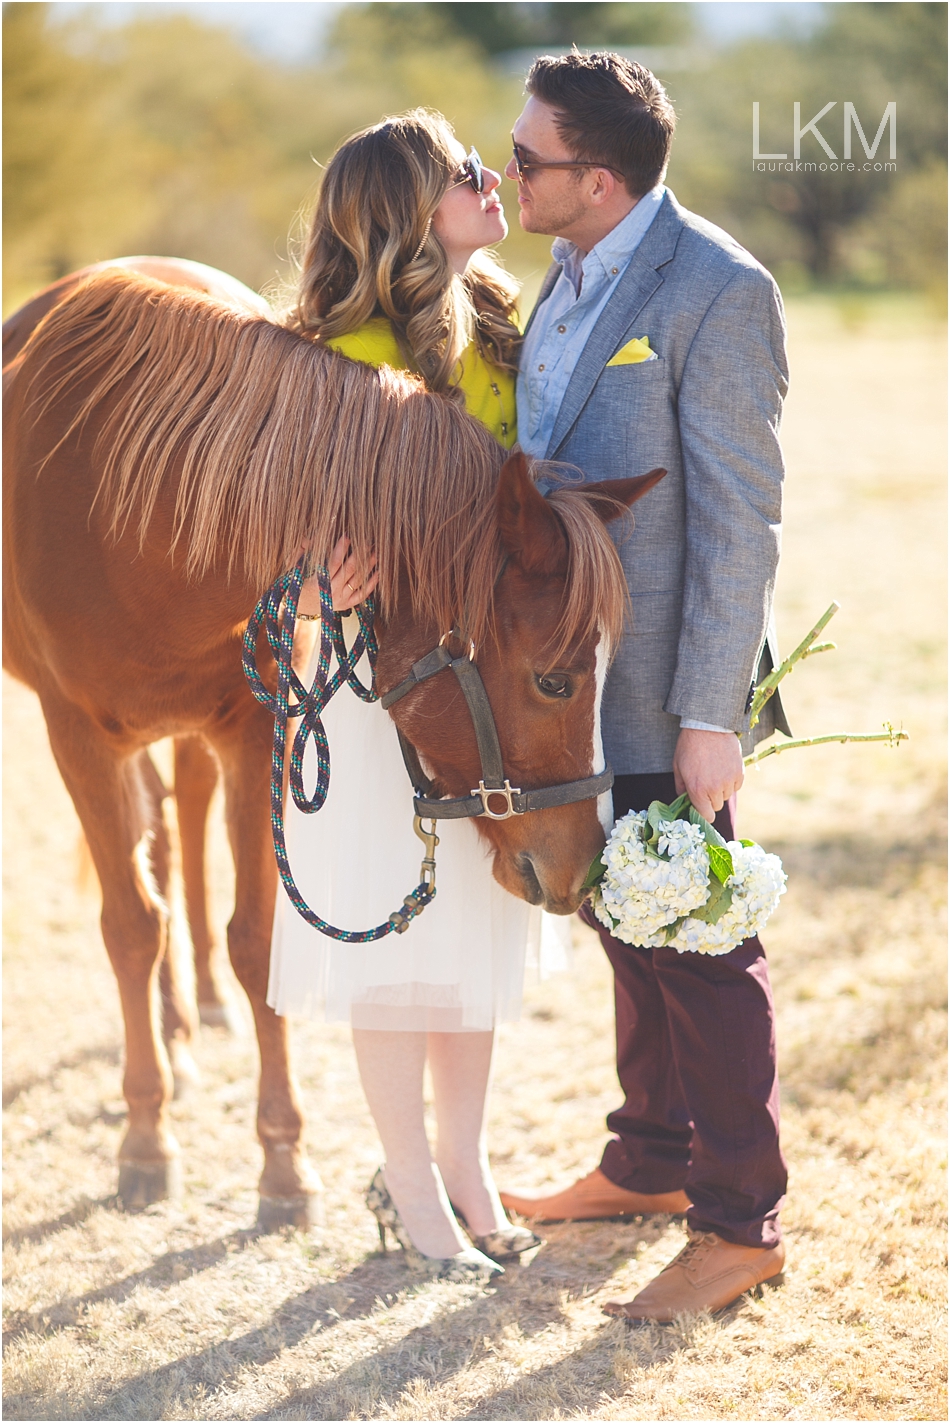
[198,999,245,1035]
[117,1156,183,1209]
[257,1191,325,1233]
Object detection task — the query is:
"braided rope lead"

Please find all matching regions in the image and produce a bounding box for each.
[242,558,435,940]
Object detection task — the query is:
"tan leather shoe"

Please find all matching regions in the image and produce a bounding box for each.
[499,1167,690,1222]
[603,1229,785,1322]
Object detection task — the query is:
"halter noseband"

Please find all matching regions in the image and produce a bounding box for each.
[381,632,614,822]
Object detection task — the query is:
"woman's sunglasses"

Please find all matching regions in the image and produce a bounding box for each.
[451,147,484,194]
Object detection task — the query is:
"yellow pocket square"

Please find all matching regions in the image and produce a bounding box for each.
[607,335,655,366]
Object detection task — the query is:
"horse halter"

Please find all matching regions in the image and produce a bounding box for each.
[243,561,612,941]
[381,630,614,822]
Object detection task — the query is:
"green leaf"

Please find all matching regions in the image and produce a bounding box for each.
[689,881,734,925]
[647,799,676,831]
[688,804,729,850]
[666,793,693,821]
[739,838,755,848]
[658,916,687,945]
[582,852,606,891]
[707,843,735,886]
[645,796,697,857]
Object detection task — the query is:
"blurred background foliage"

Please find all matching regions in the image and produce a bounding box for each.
[3,1,946,315]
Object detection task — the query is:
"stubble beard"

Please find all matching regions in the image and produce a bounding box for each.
[519,183,589,238]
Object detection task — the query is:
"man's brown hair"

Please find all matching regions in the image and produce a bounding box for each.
[525,51,676,197]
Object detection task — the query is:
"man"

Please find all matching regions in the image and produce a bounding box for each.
[499,52,790,1321]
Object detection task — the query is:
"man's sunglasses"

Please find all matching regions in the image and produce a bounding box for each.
[511,140,623,182]
[451,148,484,194]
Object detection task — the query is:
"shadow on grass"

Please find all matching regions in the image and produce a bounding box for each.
[2,1042,121,1109]
[2,1226,261,1351]
[5,1253,489,1420]
[255,1288,572,1422]
[452,1314,719,1421]
[2,1195,113,1251]
[258,1272,721,1421]
[4,1222,679,1421]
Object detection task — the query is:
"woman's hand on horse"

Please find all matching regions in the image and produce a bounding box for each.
[297,535,378,615]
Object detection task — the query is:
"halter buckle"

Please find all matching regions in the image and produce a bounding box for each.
[474,780,523,820]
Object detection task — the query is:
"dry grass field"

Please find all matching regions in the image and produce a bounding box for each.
[3,295,946,1421]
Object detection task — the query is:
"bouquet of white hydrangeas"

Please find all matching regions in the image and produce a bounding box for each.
[586,793,787,956]
[585,602,911,956]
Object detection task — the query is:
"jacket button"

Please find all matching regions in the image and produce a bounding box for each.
[557,324,566,333]
[538,363,545,371]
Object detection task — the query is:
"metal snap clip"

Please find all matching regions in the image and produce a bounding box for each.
[413,815,440,891]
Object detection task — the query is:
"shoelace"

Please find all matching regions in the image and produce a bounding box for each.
[663,1230,717,1274]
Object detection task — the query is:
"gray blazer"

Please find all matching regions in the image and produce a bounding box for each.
[529,189,791,775]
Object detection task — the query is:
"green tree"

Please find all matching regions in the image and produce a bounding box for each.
[668,2,946,286]
[372,2,694,54]
[3,4,332,303]
[4,1,944,313]
[3,3,123,298]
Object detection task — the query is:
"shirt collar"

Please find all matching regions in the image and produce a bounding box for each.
[552,184,666,292]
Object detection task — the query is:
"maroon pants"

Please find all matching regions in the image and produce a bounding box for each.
[585,771,787,1249]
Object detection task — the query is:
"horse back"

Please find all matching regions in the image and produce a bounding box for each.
[3,314,266,744]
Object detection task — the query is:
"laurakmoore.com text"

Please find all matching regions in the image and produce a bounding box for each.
[752,101,897,173]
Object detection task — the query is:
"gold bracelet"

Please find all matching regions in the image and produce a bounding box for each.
[295,611,321,621]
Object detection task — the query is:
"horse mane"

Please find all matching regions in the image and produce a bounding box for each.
[18,269,629,656]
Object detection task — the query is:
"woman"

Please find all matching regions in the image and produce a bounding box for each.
[267,111,558,1282]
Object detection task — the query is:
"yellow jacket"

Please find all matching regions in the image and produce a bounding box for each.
[326,316,517,448]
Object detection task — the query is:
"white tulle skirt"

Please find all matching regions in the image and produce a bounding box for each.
[267,630,571,1031]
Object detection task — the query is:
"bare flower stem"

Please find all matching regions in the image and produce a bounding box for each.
[749,602,840,727]
[744,726,909,767]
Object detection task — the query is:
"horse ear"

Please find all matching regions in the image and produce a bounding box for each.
[579,469,666,523]
[496,452,568,576]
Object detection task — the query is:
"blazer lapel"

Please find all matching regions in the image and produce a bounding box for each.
[544,193,684,459]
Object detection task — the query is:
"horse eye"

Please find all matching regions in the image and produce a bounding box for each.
[537,672,572,699]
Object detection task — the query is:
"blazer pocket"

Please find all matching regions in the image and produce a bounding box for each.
[627,589,682,637]
[602,356,667,380]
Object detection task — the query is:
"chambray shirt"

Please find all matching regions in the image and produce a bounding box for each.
[518,184,730,736]
[517,184,666,460]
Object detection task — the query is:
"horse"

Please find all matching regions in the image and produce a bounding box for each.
[3,258,273,1036]
[3,260,663,1229]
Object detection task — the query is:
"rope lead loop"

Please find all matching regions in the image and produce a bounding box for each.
[242,560,436,942]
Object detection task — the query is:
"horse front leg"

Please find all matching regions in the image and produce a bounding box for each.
[211,711,324,1231]
[173,734,243,1034]
[42,696,181,1206]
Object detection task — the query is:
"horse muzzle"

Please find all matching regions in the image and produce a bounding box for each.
[515,851,591,916]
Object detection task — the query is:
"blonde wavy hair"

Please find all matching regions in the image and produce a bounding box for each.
[287,109,521,393]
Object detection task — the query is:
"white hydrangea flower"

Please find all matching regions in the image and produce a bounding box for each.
[593,809,710,948]
[668,842,787,956]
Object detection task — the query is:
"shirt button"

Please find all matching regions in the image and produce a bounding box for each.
[611,266,619,274]
[557,324,566,333]
[538,363,545,371]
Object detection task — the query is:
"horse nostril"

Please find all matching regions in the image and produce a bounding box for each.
[516,852,544,906]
